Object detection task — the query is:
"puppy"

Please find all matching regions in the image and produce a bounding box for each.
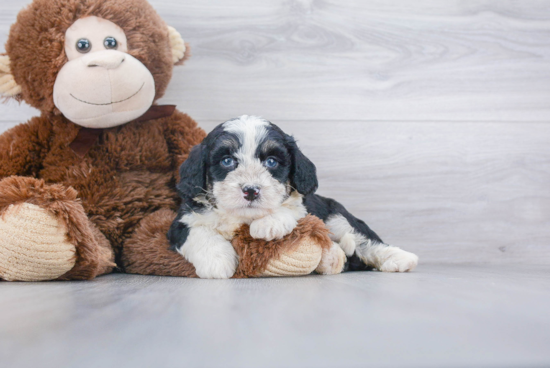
[168,116,418,279]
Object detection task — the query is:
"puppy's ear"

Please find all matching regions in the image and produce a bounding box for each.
[177,144,207,199]
[286,135,318,196]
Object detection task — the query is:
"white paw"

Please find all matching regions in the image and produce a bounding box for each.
[378,249,419,272]
[180,227,238,279]
[316,242,346,275]
[338,233,357,256]
[249,214,296,241]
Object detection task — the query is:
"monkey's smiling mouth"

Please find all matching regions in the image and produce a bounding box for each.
[70,82,144,106]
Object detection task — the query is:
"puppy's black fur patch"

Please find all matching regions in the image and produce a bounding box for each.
[167,207,192,251]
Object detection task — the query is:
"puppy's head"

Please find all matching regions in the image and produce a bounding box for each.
[178,115,318,217]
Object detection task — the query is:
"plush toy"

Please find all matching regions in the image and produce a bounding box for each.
[0,0,343,281]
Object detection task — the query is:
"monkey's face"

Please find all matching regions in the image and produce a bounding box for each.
[53,16,156,128]
[3,0,187,117]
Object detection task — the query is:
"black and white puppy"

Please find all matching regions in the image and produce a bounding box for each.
[168,116,418,279]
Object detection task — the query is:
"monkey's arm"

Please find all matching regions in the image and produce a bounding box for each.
[0,116,52,179]
[0,117,116,281]
[162,109,206,177]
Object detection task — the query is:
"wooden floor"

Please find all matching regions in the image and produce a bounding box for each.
[1,264,549,368]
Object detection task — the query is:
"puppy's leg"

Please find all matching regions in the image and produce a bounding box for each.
[306,195,418,273]
[326,214,418,272]
[178,226,238,279]
[356,241,419,272]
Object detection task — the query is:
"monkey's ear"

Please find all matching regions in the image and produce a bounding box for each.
[0,55,22,98]
[167,26,190,65]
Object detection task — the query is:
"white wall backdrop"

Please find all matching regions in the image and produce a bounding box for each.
[1,0,549,264]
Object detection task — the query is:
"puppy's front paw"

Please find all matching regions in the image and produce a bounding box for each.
[250,214,297,241]
[181,228,238,279]
[378,248,419,272]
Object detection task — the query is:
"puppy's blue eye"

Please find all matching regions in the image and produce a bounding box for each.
[221,157,235,168]
[264,158,278,168]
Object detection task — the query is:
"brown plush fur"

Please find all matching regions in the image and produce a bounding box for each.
[0,110,205,266]
[122,209,198,277]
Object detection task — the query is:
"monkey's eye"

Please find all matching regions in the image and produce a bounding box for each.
[76,38,91,53]
[104,37,118,50]
[220,157,236,169]
[264,157,279,168]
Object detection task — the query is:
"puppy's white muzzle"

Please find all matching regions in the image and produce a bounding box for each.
[213,162,287,218]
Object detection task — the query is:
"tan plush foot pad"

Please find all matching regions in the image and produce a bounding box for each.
[0,203,76,281]
[260,237,323,276]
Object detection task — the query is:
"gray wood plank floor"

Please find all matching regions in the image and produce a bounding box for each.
[1,0,549,264]
[1,264,549,368]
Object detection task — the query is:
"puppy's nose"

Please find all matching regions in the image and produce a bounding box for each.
[242,186,260,201]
